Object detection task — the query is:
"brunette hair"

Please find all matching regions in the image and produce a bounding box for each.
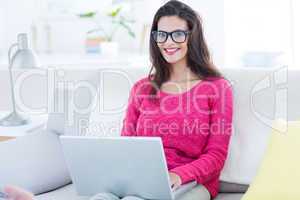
[148,0,222,94]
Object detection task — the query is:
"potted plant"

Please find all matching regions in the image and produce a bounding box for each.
[79,6,135,56]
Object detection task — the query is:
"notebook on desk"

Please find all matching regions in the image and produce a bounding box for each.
[60,136,197,200]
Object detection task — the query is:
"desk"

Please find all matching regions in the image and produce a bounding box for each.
[0,112,47,141]
[0,136,14,141]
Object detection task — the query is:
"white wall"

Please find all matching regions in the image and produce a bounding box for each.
[292,0,300,68]
[0,0,226,67]
[224,0,291,67]
[117,0,163,54]
[0,5,7,57]
[182,0,225,68]
[0,0,37,53]
[0,7,4,55]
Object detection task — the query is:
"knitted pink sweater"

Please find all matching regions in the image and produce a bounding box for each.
[121,77,233,198]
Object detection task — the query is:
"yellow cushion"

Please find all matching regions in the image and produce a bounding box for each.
[242,120,300,200]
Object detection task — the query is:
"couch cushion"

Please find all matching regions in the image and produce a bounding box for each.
[35,184,88,200]
[219,67,300,184]
[219,181,248,193]
[0,131,71,195]
[214,193,244,200]
[242,120,300,200]
[36,184,244,200]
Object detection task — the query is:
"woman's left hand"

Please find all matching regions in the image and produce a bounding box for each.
[168,172,182,190]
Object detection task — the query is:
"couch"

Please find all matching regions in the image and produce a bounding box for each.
[1,66,299,200]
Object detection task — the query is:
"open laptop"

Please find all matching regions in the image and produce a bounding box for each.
[60,136,197,200]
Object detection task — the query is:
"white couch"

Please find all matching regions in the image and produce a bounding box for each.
[1,66,299,200]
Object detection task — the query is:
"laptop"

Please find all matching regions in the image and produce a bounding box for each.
[60,136,197,200]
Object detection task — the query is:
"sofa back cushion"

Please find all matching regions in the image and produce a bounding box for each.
[0,131,71,195]
[89,67,300,185]
[220,67,299,184]
[219,181,249,193]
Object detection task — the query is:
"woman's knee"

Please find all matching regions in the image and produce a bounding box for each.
[89,192,120,200]
[177,185,211,200]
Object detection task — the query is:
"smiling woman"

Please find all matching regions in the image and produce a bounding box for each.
[148,0,222,94]
[0,1,232,200]
[120,0,233,200]
[153,17,190,64]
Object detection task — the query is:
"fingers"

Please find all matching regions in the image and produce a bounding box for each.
[171,182,180,191]
[3,185,34,200]
[169,172,182,191]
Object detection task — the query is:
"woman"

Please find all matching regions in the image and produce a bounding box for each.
[121,0,233,199]
[3,1,232,200]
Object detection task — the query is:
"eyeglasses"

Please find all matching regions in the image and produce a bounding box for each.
[151,30,190,43]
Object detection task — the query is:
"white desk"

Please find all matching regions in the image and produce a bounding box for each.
[0,112,47,141]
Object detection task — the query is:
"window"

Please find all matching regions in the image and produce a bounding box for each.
[291,0,300,68]
[225,0,291,68]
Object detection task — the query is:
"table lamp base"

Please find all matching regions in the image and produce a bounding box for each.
[0,111,30,126]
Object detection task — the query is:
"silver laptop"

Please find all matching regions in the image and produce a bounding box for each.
[60,136,197,200]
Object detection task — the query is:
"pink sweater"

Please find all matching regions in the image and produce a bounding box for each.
[121,77,233,198]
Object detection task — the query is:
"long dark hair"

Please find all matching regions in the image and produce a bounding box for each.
[149,0,222,94]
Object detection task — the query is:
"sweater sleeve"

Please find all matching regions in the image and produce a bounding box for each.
[170,79,233,184]
[121,81,141,136]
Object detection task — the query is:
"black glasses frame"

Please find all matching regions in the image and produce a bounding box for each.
[151,30,190,43]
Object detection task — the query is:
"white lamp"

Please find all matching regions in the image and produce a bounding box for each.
[0,33,40,126]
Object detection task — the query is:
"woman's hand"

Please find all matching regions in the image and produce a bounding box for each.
[3,185,34,200]
[168,172,182,190]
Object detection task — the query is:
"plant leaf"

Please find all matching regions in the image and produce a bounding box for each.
[78,11,97,18]
[119,21,136,38]
[108,7,122,17]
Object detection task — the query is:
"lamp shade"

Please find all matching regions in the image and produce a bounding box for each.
[0,33,40,127]
[10,33,40,69]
